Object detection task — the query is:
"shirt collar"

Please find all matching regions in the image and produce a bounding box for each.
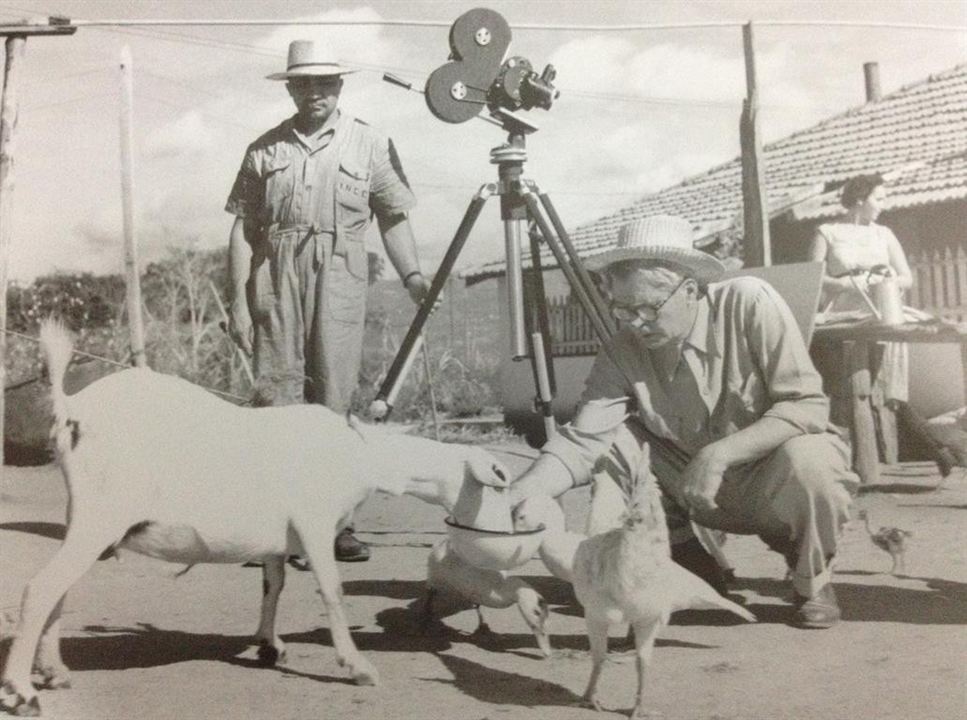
[684,293,720,357]
[289,109,341,151]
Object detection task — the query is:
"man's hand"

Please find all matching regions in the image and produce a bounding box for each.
[681,444,730,516]
[228,300,253,356]
[404,272,433,305]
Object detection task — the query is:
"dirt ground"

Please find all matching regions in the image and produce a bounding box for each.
[1,446,965,720]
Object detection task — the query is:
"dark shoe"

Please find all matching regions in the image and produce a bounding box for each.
[335,528,371,563]
[287,555,311,571]
[671,537,729,596]
[793,583,841,629]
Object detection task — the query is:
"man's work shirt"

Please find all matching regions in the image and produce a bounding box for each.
[543,276,832,487]
[225,110,415,279]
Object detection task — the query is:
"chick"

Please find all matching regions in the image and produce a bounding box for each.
[571,483,755,718]
[857,509,912,575]
[423,539,551,656]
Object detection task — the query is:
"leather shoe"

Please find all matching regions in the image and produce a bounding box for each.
[671,537,730,596]
[335,528,371,563]
[793,583,841,629]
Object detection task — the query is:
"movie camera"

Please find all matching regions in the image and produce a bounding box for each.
[373,8,621,443]
[423,8,558,126]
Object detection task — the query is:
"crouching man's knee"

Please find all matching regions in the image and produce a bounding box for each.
[769,433,857,532]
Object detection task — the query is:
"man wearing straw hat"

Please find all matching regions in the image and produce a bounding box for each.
[225,40,431,563]
[510,215,858,629]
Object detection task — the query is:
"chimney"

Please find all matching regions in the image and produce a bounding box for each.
[864,62,881,102]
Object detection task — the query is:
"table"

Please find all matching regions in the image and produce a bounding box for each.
[811,320,967,484]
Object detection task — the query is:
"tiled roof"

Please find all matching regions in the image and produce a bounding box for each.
[466,63,967,280]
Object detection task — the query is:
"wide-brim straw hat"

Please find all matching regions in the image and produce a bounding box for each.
[267,40,357,80]
[584,214,725,284]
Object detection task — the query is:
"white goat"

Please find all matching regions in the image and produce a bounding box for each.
[0,321,510,717]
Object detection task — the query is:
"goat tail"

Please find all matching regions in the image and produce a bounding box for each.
[39,318,74,431]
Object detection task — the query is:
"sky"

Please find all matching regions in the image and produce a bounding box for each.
[2,0,965,282]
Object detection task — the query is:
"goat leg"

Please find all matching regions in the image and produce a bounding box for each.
[254,555,287,666]
[294,523,379,686]
[2,514,119,716]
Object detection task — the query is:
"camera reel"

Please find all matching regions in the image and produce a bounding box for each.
[424,8,558,126]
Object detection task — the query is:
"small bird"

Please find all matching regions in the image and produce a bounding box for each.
[572,483,755,718]
[422,539,551,656]
[857,509,912,575]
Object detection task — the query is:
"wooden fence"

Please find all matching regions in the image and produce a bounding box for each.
[909,245,967,322]
[545,245,967,356]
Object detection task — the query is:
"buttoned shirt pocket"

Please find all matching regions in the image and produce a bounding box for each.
[336,161,372,233]
[262,155,294,223]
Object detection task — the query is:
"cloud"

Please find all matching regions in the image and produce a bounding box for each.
[145,110,217,159]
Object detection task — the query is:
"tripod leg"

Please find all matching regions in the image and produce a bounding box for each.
[538,192,616,336]
[522,192,616,358]
[530,331,557,441]
[372,186,495,419]
[527,223,557,396]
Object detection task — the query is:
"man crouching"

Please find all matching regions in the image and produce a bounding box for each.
[510,215,858,629]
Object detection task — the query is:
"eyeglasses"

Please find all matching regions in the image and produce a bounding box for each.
[609,278,688,324]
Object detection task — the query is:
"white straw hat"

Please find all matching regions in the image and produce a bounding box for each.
[266,40,357,81]
[585,214,725,283]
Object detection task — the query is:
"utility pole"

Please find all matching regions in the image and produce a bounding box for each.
[119,45,146,367]
[739,21,771,267]
[0,17,76,469]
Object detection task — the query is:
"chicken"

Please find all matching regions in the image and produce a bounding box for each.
[423,540,551,656]
[571,482,755,718]
[858,509,912,575]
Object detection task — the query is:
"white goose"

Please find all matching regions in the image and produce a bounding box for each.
[422,539,551,656]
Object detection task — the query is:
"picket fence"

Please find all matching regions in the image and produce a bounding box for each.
[543,244,967,356]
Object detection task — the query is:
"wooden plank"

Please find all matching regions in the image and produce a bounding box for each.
[845,341,880,484]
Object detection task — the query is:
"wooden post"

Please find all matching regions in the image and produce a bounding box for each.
[739,21,771,267]
[0,35,26,468]
[0,18,75,469]
[863,61,882,102]
[119,45,146,367]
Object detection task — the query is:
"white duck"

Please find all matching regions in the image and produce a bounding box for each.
[422,539,551,656]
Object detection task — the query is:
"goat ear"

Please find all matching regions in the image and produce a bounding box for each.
[469,455,511,488]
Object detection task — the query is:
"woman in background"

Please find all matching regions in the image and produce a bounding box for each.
[810,172,955,475]
[811,172,913,320]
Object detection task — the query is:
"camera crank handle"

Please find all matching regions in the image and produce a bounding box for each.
[383,73,424,95]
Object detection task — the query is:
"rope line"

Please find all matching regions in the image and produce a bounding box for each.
[33,18,967,33]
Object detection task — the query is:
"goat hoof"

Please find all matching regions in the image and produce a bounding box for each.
[256,642,284,667]
[350,662,379,686]
[0,683,41,717]
[33,668,70,691]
